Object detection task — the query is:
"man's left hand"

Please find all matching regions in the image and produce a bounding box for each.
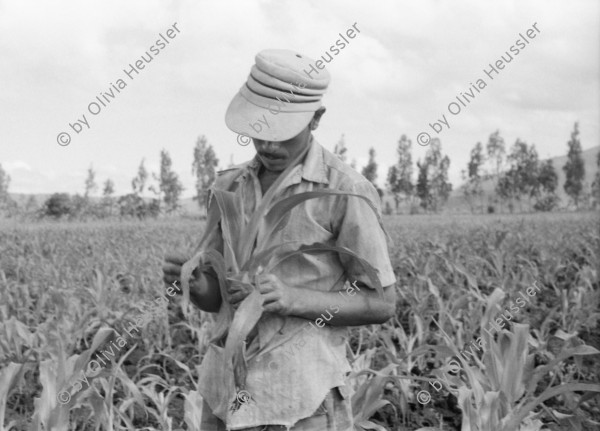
[256,273,299,316]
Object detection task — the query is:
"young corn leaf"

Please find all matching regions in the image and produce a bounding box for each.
[237,142,311,263]
[261,190,385,242]
[0,362,24,430]
[501,383,600,431]
[180,250,205,318]
[352,364,395,428]
[223,289,264,389]
[240,241,301,273]
[191,198,222,255]
[525,342,600,395]
[484,323,529,406]
[265,242,384,298]
[211,189,243,271]
[212,141,312,395]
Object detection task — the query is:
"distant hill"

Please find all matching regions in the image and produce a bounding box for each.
[444,145,599,212]
[9,193,205,216]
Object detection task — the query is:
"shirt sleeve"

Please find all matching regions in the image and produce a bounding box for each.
[334,181,396,289]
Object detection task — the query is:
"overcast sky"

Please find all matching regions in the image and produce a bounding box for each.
[1,0,598,197]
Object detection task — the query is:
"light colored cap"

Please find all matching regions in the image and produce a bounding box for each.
[225,49,330,142]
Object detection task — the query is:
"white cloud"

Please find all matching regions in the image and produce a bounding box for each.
[4,161,33,172]
[0,0,598,194]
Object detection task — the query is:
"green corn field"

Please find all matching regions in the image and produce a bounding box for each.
[1,211,599,431]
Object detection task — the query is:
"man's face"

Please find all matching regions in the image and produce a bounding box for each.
[252,126,311,173]
[252,107,325,173]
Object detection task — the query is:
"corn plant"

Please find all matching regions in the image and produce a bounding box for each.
[30,328,113,431]
[0,362,25,431]
[432,317,600,431]
[180,142,386,420]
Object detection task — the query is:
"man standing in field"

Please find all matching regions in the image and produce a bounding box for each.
[163,49,396,431]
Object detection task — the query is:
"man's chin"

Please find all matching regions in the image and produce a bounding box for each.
[261,157,288,170]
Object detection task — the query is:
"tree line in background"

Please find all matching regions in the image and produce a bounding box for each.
[0,136,219,220]
[458,122,598,213]
[336,122,598,215]
[0,122,598,220]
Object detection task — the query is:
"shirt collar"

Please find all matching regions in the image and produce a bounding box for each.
[243,135,329,186]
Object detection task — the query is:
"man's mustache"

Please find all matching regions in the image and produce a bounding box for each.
[259,152,285,159]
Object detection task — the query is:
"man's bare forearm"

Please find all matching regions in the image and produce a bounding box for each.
[288,281,396,326]
[190,269,222,313]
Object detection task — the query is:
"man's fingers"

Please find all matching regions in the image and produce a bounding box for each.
[256,282,274,294]
[162,262,183,275]
[163,274,180,286]
[229,287,252,302]
[164,279,183,295]
[262,301,281,313]
[164,253,191,265]
[256,273,276,284]
[260,291,279,304]
[227,283,243,293]
[227,284,252,295]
